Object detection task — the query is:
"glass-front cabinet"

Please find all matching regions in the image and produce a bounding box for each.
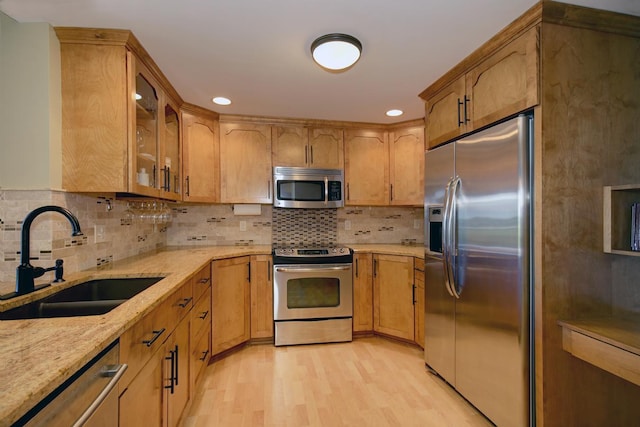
[131,56,182,200]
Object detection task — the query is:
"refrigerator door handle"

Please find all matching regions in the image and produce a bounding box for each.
[442,178,455,298]
[449,177,461,298]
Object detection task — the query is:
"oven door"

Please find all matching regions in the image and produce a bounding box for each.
[273,263,353,321]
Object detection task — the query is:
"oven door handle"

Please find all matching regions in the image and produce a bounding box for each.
[275,266,351,273]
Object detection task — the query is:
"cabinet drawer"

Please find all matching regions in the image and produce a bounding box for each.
[191,287,211,343]
[119,282,191,390]
[190,325,211,389]
[192,264,212,303]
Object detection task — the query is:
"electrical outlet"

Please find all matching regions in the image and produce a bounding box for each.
[94,225,106,243]
[414,219,421,229]
[344,220,351,230]
[239,221,247,231]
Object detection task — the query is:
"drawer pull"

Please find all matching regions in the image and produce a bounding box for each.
[178,297,193,308]
[198,277,211,284]
[199,350,210,361]
[142,328,166,347]
[199,310,209,320]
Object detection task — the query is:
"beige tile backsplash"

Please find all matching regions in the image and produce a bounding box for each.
[0,189,423,283]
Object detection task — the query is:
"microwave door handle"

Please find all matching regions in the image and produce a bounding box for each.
[324,176,329,206]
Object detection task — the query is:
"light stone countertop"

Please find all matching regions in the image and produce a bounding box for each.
[0,243,423,425]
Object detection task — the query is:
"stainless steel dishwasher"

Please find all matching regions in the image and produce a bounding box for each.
[15,340,127,427]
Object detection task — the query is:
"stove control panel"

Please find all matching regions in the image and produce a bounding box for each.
[273,247,351,257]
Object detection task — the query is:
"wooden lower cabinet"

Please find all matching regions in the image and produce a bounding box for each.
[353,253,373,333]
[164,317,190,427]
[373,254,415,341]
[250,255,273,340]
[414,258,425,349]
[212,256,251,354]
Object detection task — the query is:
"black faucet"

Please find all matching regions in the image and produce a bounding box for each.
[14,206,83,296]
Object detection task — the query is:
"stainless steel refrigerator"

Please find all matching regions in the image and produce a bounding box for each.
[424,114,533,427]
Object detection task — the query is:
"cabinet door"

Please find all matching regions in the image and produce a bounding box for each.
[467,26,539,131]
[59,42,129,192]
[308,127,344,169]
[219,122,272,203]
[250,255,274,339]
[212,257,251,355]
[344,129,389,205]
[272,125,308,167]
[164,318,190,427]
[389,126,425,206]
[425,75,467,149]
[373,254,415,340]
[159,99,182,201]
[353,253,373,333]
[131,57,162,198]
[119,346,163,427]
[181,110,219,203]
[414,258,425,349]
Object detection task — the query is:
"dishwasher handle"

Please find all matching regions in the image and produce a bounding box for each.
[71,363,128,427]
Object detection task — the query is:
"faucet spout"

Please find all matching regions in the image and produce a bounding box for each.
[16,205,83,295]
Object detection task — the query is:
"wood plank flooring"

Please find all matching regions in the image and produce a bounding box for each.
[182,337,493,427]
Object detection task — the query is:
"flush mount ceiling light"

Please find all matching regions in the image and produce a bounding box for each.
[386,109,403,117]
[212,96,231,106]
[311,33,362,71]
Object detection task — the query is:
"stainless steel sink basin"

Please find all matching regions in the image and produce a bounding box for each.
[0,277,163,320]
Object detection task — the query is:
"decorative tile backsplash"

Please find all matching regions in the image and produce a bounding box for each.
[0,190,166,283]
[0,189,424,283]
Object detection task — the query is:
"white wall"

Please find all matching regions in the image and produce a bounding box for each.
[0,12,61,189]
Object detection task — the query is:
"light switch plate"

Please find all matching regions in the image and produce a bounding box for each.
[94,225,106,243]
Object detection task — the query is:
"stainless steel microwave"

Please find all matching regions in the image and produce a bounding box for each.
[273,166,344,209]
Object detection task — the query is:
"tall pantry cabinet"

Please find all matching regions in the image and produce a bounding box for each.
[420,2,640,426]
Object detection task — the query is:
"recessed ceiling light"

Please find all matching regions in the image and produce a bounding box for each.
[386,109,403,117]
[135,93,142,100]
[213,97,231,106]
[311,33,362,71]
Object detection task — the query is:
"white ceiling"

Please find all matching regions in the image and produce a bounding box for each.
[1,0,638,124]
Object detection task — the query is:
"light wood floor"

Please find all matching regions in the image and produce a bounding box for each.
[182,337,493,427]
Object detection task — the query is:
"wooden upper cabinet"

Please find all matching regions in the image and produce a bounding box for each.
[389,125,425,206]
[425,75,468,148]
[181,105,219,203]
[56,28,183,199]
[344,128,389,205]
[467,25,539,131]
[219,122,272,203]
[272,125,343,169]
[308,127,344,169]
[423,26,539,148]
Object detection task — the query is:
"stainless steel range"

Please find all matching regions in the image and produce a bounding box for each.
[273,247,353,346]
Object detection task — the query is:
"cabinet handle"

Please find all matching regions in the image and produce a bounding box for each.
[185,176,190,196]
[355,258,359,278]
[464,95,470,123]
[175,344,180,386]
[412,284,417,305]
[347,183,350,201]
[152,164,157,188]
[305,146,308,164]
[310,146,314,164]
[199,349,210,362]
[165,346,176,394]
[178,297,193,308]
[457,98,464,127]
[247,262,251,282]
[390,184,394,201]
[199,310,209,320]
[142,328,166,347]
[373,259,377,278]
[199,277,211,284]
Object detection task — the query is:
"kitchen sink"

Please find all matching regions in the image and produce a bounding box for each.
[0,277,164,320]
